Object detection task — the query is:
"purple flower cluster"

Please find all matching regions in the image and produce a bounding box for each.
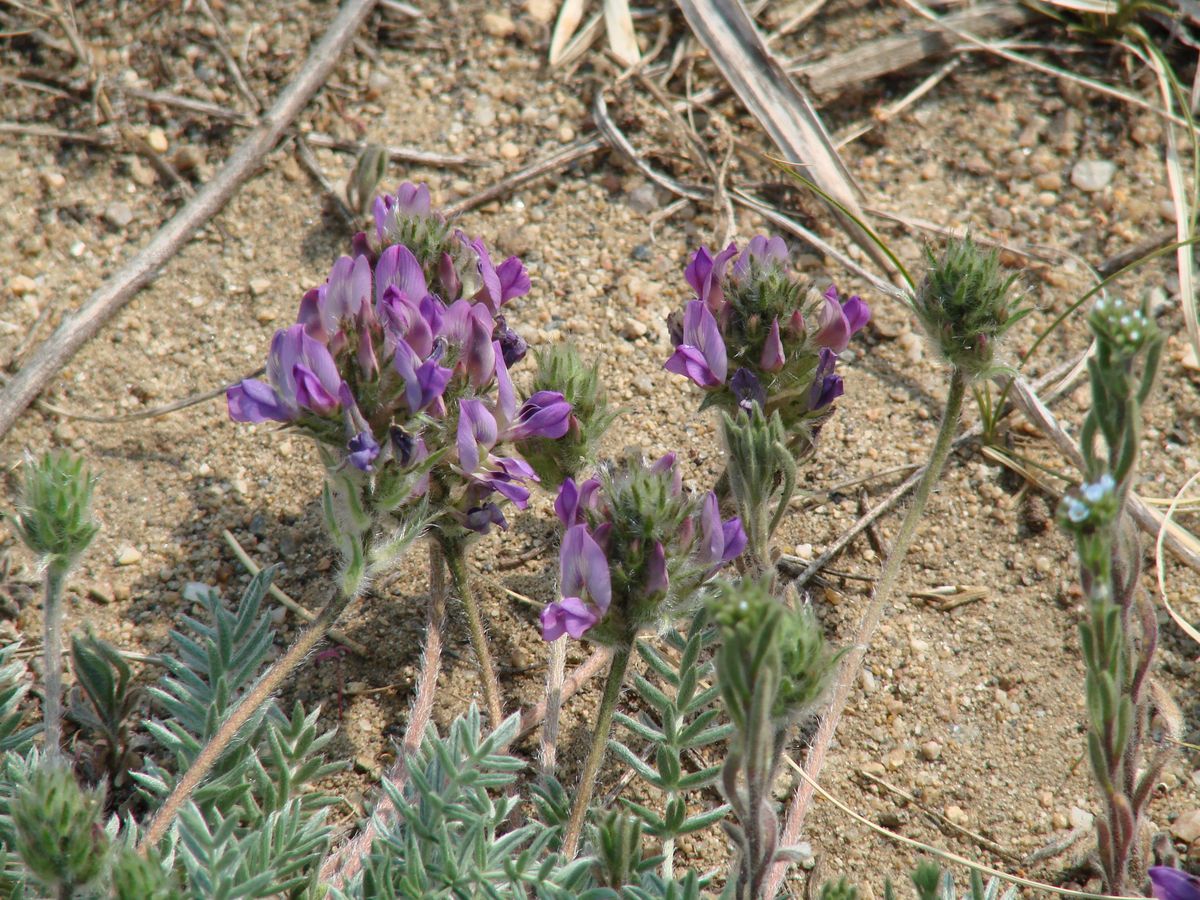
[665,235,870,426]
[540,454,747,642]
[227,183,571,533]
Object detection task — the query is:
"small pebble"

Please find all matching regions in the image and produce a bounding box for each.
[171,146,203,174]
[499,141,521,160]
[897,331,923,363]
[944,805,969,827]
[104,201,134,229]
[621,318,648,340]
[483,12,516,37]
[884,748,906,771]
[1171,808,1200,844]
[87,583,115,605]
[116,546,143,566]
[861,761,886,778]
[919,741,942,761]
[1070,159,1116,192]
[557,124,576,142]
[8,274,36,296]
[40,170,66,190]
[249,277,273,297]
[626,183,659,214]
[526,0,556,21]
[146,126,169,154]
[1039,791,1054,809]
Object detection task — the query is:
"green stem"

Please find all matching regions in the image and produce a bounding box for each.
[443,542,504,728]
[765,366,968,898]
[561,644,632,860]
[138,584,359,852]
[42,565,67,763]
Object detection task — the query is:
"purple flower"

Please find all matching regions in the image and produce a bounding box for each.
[685,243,738,312]
[809,348,844,411]
[493,316,527,367]
[693,492,747,568]
[508,391,572,440]
[227,377,293,423]
[463,234,530,313]
[372,182,433,243]
[540,596,600,642]
[732,234,788,283]
[348,431,380,471]
[541,524,611,640]
[813,285,871,352]
[554,477,602,527]
[730,368,766,410]
[297,254,373,343]
[378,285,435,359]
[455,398,537,508]
[760,317,785,372]
[644,540,669,595]
[664,300,728,388]
[227,325,345,423]
[1151,868,1200,900]
[465,502,507,534]
[374,243,428,310]
[393,342,452,415]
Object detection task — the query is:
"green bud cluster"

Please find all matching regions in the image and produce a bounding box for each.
[12,765,109,894]
[913,235,1025,378]
[720,406,796,578]
[1089,297,1153,356]
[10,451,99,572]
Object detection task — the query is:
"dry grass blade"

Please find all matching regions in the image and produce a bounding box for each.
[1155,470,1200,646]
[796,2,1037,97]
[549,0,588,66]
[1146,48,1200,369]
[673,0,894,274]
[603,0,641,66]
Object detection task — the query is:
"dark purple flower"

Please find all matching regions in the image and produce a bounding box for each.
[541,524,611,640]
[554,477,602,527]
[509,391,572,440]
[760,316,785,372]
[493,316,527,367]
[732,234,788,283]
[730,368,766,410]
[663,300,727,388]
[348,431,380,471]
[809,348,844,411]
[1151,868,1200,900]
[685,243,737,312]
[465,502,508,534]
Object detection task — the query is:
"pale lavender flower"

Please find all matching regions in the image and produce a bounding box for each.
[227,325,346,423]
[760,317,785,372]
[808,348,844,411]
[372,182,433,244]
[393,342,452,415]
[813,285,871,352]
[554,476,602,527]
[462,234,531,313]
[732,234,788,282]
[693,492,748,569]
[664,300,728,388]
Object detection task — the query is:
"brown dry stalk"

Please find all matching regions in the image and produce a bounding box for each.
[0,0,379,440]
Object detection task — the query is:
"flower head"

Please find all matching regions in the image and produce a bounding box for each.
[1150,868,1200,900]
[665,234,870,445]
[541,452,744,644]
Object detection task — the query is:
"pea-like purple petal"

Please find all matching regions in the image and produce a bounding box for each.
[842,294,871,334]
[509,391,572,440]
[1150,868,1200,900]
[348,430,380,471]
[375,243,428,308]
[813,290,851,352]
[560,524,612,614]
[294,363,340,415]
[456,399,498,473]
[760,316,785,372]
[227,379,294,423]
[540,596,599,641]
[720,517,747,562]
[645,540,669,595]
[685,242,737,312]
[663,301,727,387]
[554,477,601,527]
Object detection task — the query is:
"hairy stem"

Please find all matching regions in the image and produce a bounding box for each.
[443,542,504,727]
[562,644,632,860]
[540,636,567,774]
[139,585,359,852]
[766,365,968,896]
[41,565,66,763]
